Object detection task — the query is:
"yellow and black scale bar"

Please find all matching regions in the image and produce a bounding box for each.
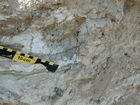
[0,46,59,72]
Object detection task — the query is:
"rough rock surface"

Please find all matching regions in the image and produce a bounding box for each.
[0,0,140,105]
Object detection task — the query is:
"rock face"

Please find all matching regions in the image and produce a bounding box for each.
[0,0,140,105]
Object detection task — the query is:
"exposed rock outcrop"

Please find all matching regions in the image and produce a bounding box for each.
[0,0,140,105]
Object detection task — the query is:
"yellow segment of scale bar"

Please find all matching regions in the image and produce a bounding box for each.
[12,52,37,65]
